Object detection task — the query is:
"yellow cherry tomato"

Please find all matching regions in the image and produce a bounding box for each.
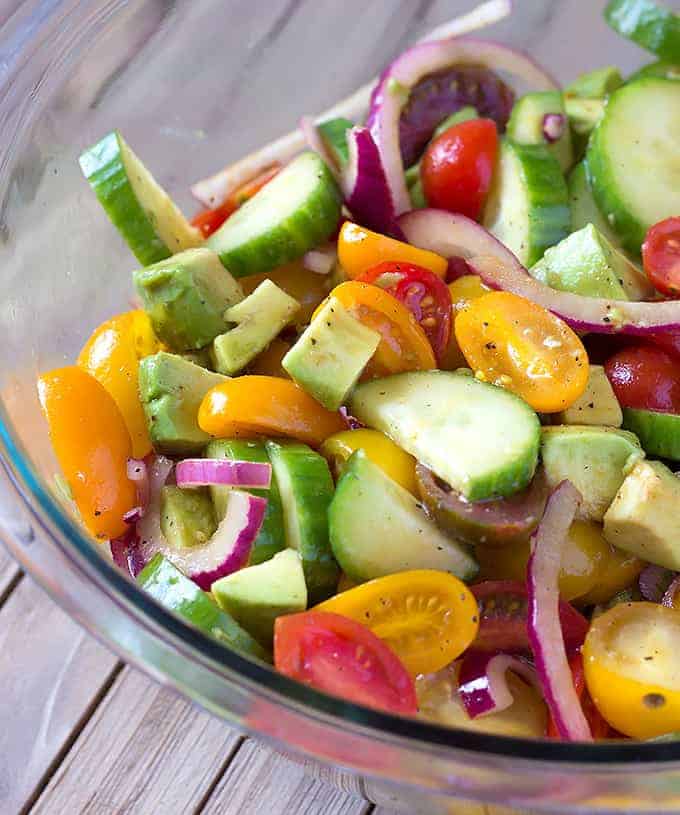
[37,366,136,541]
[577,546,644,606]
[454,291,589,412]
[338,221,448,280]
[249,337,291,379]
[329,281,436,377]
[198,375,345,447]
[240,262,330,324]
[584,602,680,739]
[315,570,479,676]
[440,275,491,370]
[77,310,160,458]
[320,429,418,495]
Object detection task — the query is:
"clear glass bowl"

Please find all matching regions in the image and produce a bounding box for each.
[1,1,679,812]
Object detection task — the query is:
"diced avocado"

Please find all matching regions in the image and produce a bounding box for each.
[282,297,380,410]
[566,67,623,99]
[160,485,216,549]
[138,352,227,455]
[181,348,214,369]
[137,554,269,660]
[204,439,286,564]
[603,460,680,570]
[564,97,605,136]
[211,280,300,375]
[554,365,623,427]
[530,224,630,299]
[211,549,307,646]
[623,408,680,461]
[541,425,644,522]
[506,91,573,172]
[133,248,244,351]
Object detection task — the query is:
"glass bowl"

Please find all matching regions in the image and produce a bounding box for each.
[1,1,679,812]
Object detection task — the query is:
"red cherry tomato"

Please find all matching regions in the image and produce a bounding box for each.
[547,653,611,740]
[357,262,452,363]
[642,217,680,298]
[604,344,680,413]
[648,330,680,361]
[191,164,281,238]
[274,611,417,716]
[420,119,498,221]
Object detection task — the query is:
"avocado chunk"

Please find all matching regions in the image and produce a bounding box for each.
[541,425,644,522]
[181,348,214,369]
[133,248,244,351]
[160,485,216,549]
[566,66,623,99]
[211,279,300,375]
[211,549,307,647]
[623,408,680,461]
[506,91,573,172]
[137,554,269,660]
[283,297,381,410]
[138,352,227,454]
[554,365,623,428]
[604,460,680,570]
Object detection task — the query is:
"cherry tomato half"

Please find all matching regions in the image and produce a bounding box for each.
[421,118,498,220]
[605,344,680,414]
[274,611,417,715]
[358,262,452,363]
[642,216,680,298]
[455,291,589,412]
[547,653,611,739]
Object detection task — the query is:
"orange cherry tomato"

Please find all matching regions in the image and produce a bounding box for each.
[441,274,491,370]
[329,281,436,377]
[337,221,448,280]
[241,262,330,325]
[455,291,589,412]
[249,337,291,378]
[37,366,136,540]
[77,310,160,458]
[198,375,345,447]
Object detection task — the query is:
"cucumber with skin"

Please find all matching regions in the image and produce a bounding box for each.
[79,131,201,265]
[265,440,339,604]
[587,77,680,255]
[482,139,570,267]
[506,91,573,172]
[329,451,478,584]
[206,152,342,278]
[605,0,680,61]
[627,59,680,81]
[317,117,353,167]
[349,371,541,501]
[622,408,680,460]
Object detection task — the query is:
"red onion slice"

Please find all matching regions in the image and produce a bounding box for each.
[134,454,174,573]
[542,112,565,143]
[639,564,676,603]
[662,576,680,609]
[299,116,341,180]
[399,209,680,335]
[175,458,272,489]
[339,406,364,430]
[127,457,149,513]
[527,480,592,742]
[303,247,337,275]
[368,38,558,214]
[458,650,540,718]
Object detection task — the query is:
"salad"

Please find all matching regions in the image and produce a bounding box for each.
[37,0,680,743]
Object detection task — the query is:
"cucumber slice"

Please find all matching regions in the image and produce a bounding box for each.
[622,408,680,460]
[204,439,286,566]
[349,371,541,501]
[506,91,573,172]
[79,131,200,265]
[206,152,342,278]
[138,554,269,660]
[265,440,339,604]
[628,59,680,81]
[318,117,353,167]
[482,139,570,266]
[605,0,680,61]
[587,77,680,254]
[329,451,478,584]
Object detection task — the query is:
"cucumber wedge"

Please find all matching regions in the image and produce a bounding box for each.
[482,139,570,266]
[506,91,573,172]
[627,60,680,82]
[79,131,201,265]
[349,371,541,501]
[204,439,286,565]
[329,451,477,584]
[587,77,680,254]
[206,152,342,278]
[622,408,680,460]
[265,440,339,604]
[318,117,353,167]
[605,0,680,61]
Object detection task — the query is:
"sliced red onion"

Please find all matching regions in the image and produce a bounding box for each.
[169,490,267,591]
[123,506,143,525]
[639,564,676,603]
[339,406,364,430]
[303,247,337,275]
[127,457,149,512]
[110,528,135,574]
[175,458,271,489]
[399,209,680,335]
[527,480,592,742]
[133,454,174,572]
[299,116,341,180]
[341,126,399,236]
[662,576,680,609]
[368,38,558,214]
[542,112,565,143]
[458,650,540,718]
